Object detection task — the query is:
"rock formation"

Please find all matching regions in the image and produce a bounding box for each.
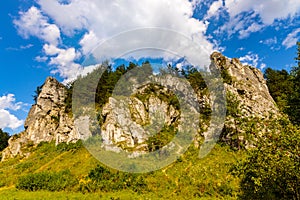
[100,84,181,152]
[1,52,280,160]
[210,52,279,148]
[210,52,278,117]
[1,77,86,161]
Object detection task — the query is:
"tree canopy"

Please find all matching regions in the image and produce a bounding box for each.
[264,41,300,125]
[0,129,10,151]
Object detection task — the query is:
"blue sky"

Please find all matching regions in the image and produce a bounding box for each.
[1,0,300,134]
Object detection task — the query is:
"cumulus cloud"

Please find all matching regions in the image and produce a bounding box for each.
[14,6,61,45]
[225,0,300,24]
[43,44,82,81]
[0,94,24,130]
[79,31,100,55]
[282,28,300,49]
[238,23,263,39]
[260,63,267,70]
[15,0,216,79]
[239,52,260,68]
[206,0,223,19]
[217,0,300,38]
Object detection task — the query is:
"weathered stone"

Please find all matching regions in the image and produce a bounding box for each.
[210,52,279,148]
[2,53,280,160]
[1,77,82,161]
[100,85,180,152]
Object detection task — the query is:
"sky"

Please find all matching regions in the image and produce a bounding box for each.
[0,0,300,134]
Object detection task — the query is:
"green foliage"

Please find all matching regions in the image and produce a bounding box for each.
[82,165,147,193]
[16,170,78,192]
[221,68,233,84]
[233,118,300,200]
[33,85,43,104]
[15,162,34,170]
[287,42,300,125]
[55,140,83,153]
[50,115,60,123]
[265,41,300,125]
[64,82,73,114]
[0,129,10,151]
[264,68,293,112]
[146,125,176,152]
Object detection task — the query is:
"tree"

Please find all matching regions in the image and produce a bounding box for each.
[33,85,43,104]
[234,118,300,200]
[264,41,300,125]
[287,41,300,125]
[264,68,293,112]
[0,129,10,151]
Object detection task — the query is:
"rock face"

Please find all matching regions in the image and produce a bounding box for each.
[210,52,279,148]
[210,52,278,117]
[2,53,280,160]
[100,84,180,152]
[1,77,82,161]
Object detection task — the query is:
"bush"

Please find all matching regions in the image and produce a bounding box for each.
[81,165,147,193]
[16,170,78,191]
[233,118,300,200]
[56,140,83,153]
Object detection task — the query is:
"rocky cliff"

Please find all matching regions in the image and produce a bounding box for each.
[211,52,278,117]
[1,77,82,161]
[210,52,279,148]
[1,53,279,160]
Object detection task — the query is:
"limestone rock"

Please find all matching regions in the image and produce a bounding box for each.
[2,52,280,160]
[1,77,82,161]
[210,52,279,148]
[100,85,180,152]
[210,52,277,117]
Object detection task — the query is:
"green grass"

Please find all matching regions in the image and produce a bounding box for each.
[0,141,246,199]
[0,188,238,200]
[0,141,99,188]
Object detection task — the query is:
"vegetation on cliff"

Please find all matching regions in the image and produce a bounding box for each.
[1,44,300,199]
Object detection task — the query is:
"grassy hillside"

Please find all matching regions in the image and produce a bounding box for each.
[0,141,246,199]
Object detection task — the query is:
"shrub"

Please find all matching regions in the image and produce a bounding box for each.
[16,170,78,191]
[81,165,147,193]
[233,118,300,200]
[56,140,83,153]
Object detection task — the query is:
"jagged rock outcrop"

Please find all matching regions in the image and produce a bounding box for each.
[2,52,280,160]
[210,52,278,117]
[1,77,87,161]
[100,84,181,152]
[210,52,279,148]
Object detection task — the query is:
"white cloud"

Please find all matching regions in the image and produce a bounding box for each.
[43,44,82,81]
[239,52,260,68]
[282,28,300,49]
[0,94,24,130]
[35,56,48,62]
[260,63,266,70]
[35,0,215,78]
[260,37,278,46]
[216,0,300,38]
[0,94,22,111]
[14,6,61,45]
[206,0,223,19]
[79,31,101,55]
[238,23,263,39]
[11,0,218,82]
[225,0,300,25]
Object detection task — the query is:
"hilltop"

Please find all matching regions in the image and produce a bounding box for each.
[0,52,299,199]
